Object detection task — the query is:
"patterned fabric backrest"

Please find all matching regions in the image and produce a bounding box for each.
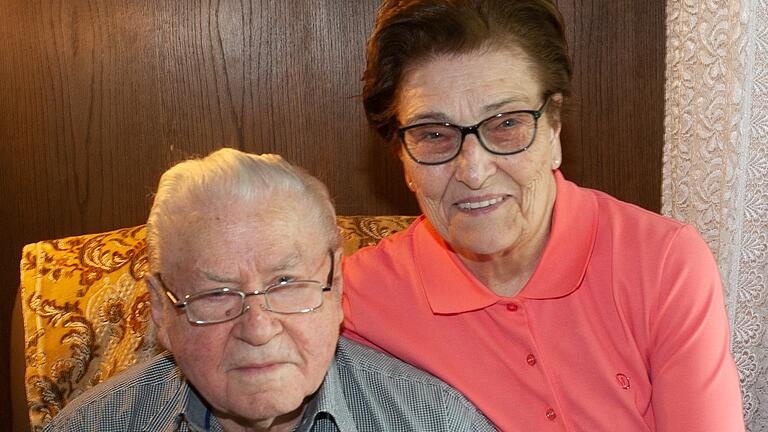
[19,215,416,431]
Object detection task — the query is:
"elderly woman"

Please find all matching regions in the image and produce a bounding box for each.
[341,0,745,431]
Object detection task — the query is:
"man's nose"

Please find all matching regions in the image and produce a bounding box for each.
[233,299,282,346]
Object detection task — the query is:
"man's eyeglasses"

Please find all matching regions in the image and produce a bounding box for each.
[397,98,549,165]
[156,251,335,325]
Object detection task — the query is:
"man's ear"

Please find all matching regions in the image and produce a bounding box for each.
[145,273,171,349]
[332,249,345,327]
[333,249,344,297]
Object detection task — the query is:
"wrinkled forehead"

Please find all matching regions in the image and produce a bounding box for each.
[158,199,322,272]
[395,48,542,113]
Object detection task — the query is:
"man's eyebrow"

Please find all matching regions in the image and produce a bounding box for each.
[198,251,304,283]
[269,251,302,273]
[201,271,238,284]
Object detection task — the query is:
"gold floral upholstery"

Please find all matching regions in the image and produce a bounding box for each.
[19,215,416,431]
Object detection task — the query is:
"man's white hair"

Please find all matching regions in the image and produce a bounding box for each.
[146,148,339,271]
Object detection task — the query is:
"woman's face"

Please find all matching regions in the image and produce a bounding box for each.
[395,48,562,258]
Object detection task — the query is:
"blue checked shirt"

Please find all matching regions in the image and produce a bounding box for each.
[42,337,496,431]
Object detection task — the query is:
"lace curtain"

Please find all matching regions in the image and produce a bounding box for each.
[663,1,768,430]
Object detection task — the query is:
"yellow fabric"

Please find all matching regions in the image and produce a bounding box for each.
[19,215,415,431]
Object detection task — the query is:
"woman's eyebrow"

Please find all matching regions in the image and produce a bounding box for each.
[403,111,451,125]
[403,97,531,125]
[481,97,527,113]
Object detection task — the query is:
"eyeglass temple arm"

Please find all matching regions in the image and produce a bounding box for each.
[155,273,185,308]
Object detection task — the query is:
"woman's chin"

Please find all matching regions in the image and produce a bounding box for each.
[441,215,522,255]
[448,229,521,258]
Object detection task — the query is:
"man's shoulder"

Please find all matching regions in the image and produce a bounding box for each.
[336,336,452,387]
[332,337,495,431]
[42,352,185,431]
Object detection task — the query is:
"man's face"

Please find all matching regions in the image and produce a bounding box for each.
[149,201,342,428]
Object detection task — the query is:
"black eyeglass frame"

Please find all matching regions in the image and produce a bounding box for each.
[155,250,335,325]
[397,98,549,166]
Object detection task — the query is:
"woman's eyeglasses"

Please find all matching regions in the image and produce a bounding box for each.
[397,98,548,165]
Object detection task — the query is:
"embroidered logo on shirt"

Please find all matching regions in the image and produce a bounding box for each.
[616,373,631,390]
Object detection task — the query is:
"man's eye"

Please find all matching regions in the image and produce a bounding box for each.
[276,276,294,284]
[194,290,237,304]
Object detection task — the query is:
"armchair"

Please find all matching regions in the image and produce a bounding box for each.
[17,215,415,431]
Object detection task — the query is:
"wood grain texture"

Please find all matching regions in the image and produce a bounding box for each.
[557,0,665,211]
[0,0,664,429]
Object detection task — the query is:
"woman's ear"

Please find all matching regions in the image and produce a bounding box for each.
[548,93,563,170]
[398,148,417,192]
[551,127,562,169]
[404,171,416,192]
[548,93,564,130]
[551,145,562,170]
[145,273,171,349]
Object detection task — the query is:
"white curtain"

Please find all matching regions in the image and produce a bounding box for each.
[664,1,768,430]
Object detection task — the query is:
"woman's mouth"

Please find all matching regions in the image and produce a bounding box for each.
[456,196,506,210]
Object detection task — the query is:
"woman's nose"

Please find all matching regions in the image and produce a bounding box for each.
[454,134,497,189]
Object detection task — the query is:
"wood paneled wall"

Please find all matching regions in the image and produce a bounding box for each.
[0,1,664,429]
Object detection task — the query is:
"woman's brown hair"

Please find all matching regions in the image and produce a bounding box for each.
[362,0,572,142]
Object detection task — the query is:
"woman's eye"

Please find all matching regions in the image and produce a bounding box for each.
[499,118,520,128]
[409,125,455,143]
[416,130,444,141]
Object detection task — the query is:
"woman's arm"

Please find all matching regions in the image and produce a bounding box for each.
[649,225,744,431]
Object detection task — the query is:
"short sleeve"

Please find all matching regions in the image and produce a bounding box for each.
[649,225,744,431]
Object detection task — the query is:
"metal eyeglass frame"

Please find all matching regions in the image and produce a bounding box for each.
[397,98,549,165]
[155,250,335,325]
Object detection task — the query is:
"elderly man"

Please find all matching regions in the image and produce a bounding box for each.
[43,148,495,432]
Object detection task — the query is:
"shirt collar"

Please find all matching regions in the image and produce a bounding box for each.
[141,351,357,432]
[140,357,220,432]
[181,386,220,432]
[415,170,598,314]
[295,354,359,432]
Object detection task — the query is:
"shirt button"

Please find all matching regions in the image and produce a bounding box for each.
[506,303,518,311]
[526,354,537,366]
[545,408,557,421]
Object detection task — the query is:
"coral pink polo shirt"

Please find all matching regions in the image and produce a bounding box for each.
[342,172,744,431]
